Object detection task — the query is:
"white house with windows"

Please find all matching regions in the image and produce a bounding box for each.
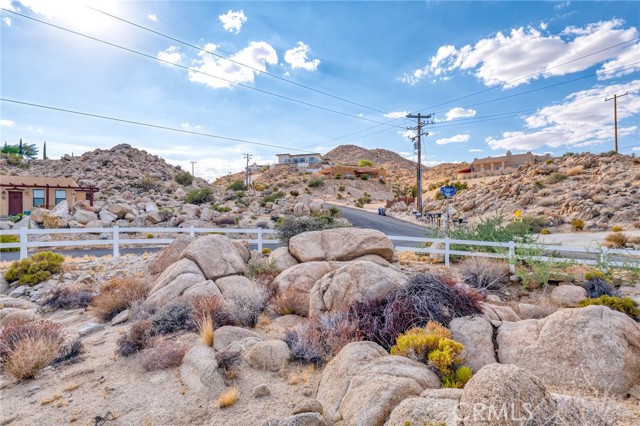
[276,153,322,168]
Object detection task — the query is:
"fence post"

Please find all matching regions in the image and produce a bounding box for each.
[508,240,516,273]
[257,227,263,253]
[444,237,450,268]
[19,227,28,260]
[113,226,120,258]
[189,226,195,237]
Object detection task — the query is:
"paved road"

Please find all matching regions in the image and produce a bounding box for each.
[328,204,435,237]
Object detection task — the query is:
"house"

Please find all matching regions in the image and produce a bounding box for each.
[471,151,552,172]
[0,175,99,217]
[319,165,383,180]
[276,153,322,168]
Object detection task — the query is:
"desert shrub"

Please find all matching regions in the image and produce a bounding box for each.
[449,214,534,254]
[571,219,585,231]
[545,159,554,165]
[90,277,149,321]
[151,300,194,335]
[195,315,215,347]
[334,173,341,179]
[459,257,510,292]
[137,175,159,191]
[582,278,618,299]
[5,252,65,286]
[42,284,96,310]
[260,191,285,206]
[357,159,373,167]
[184,187,213,205]
[353,274,483,349]
[225,287,269,328]
[216,349,242,383]
[442,365,473,389]
[0,234,19,252]
[213,216,236,226]
[578,296,639,321]
[0,318,64,380]
[604,232,628,248]
[611,225,623,232]
[139,339,186,371]
[52,338,84,365]
[174,171,193,186]
[192,295,231,327]
[338,184,345,191]
[227,180,246,191]
[289,189,300,197]
[218,387,239,408]
[275,215,351,245]
[307,178,324,188]
[585,270,606,281]
[522,215,547,233]
[271,288,308,316]
[211,204,232,213]
[539,228,551,235]
[360,174,369,181]
[547,172,567,183]
[566,165,584,176]
[284,312,361,366]
[261,248,272,255]
[116,320,152,357]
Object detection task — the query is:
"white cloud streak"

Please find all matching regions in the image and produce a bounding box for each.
[147,14,157,22]
[219,9,247,34]
[1,119,15,127]
[445,107,476,121]
[469,148,484,153]
[284,42,320,72]
[385,111,408,119]
[435,134,470,145]
[3,17,12,26]
[157,46,183,65]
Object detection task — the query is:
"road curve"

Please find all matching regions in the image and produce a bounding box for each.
[327,204,435,237]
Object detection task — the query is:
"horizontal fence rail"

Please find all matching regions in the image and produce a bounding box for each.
[1,227,638,270]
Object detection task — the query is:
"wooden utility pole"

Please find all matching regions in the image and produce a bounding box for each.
[406,113,433,214]
[243,153,253,187]
[190,161,196,176]
[605,92,628,153]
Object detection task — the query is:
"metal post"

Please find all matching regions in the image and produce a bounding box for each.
[19,227,28,260]
[189,226,195,237]
[445,196,450,233]
[508,240,516,273]
[257,227,263,252]
[444,237,450,268]
[113,226,119,257]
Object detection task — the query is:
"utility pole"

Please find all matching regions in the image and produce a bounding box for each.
[190,161,196,176]
[243,153,253,187]
[406,113,434,215]
[605,92,628,153]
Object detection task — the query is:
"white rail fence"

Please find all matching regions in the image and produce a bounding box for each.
[1,227,639,270]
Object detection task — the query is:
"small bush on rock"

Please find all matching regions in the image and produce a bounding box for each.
[275,215,351,245]
[611,225,623,232]
[604,232,628,248]
[227,180,246,191]
[174,171,193,186]
[5,252,64,286]
[0,234,19,252]
[184,187,213,205]
[582,278,618,298]
[139,339,186,371]
[151,300,194,335]
[271,288,308,316]
[459,257,509,292]
[442,366,473,389]
[578,296,640,321]
[192,296,230,327]
[307,178,324,188]
[116,320,152,357]
[43,284,96,311]
[571,219,585,231]
[90,277,149,321]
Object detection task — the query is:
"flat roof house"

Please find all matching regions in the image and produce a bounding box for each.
[276,153,322,168]
[471,151,552,172]
[0,175,99,217]
[319,165,383,180]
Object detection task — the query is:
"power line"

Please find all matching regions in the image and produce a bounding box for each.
[1,8,404,130]
[86,6,389,115]
[0,98,317,153]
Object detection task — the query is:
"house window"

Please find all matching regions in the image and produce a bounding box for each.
[283,159,290,163]
[55,190,66,205]
[33,189,45,207]
[309,157,318,163]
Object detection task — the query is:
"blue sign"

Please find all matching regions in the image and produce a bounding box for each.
[440,186,457,197]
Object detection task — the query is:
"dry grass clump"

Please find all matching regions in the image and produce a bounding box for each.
[150,300,194,335]
[218,387,239,408]
[0,318,65,380]
[90,277,149,321]
[271,287,309,316]
[566,165,584,176]
[195,315,214,347]
[604,232,628,248]
[116,320,152,357]
[139,339,187,371]
[42,284,96,311]
[459,257,510,292]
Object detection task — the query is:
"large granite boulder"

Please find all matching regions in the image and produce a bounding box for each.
[289,228,394,263]
[181,235,247,280]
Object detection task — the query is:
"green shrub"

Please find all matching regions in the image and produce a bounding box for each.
[261,248,272,255]
[334,173,342,179]
[211,204,232,213]
[5,252,65,286]
[0,234,19,252]
[227,180,247,191]
[611,225,623,232]
[578,295,640,321]
[522,215,547,233]
[146,233,154,239]
[275,215,351,245]
[450,214,534,254]
[260,191,285,206]
[174,171,193,186]
[547,172,567,183]
[584,270,606,281]
[357,159,373,167]
[442,366,474,389]
[571,219,584,231]
[137,174,159,191]
[360,174,369,181]
[308,178,324,188]
[545,159,554,165]
[184,187,213,205]
[540,228,551,235]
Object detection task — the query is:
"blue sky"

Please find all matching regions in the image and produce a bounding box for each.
[1,1,639,180]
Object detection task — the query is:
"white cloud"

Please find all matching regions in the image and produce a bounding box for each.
[0,0,15,11]
[632,146,640,151]
[445,107,476,121]
[284,42,320,72]
[157,46,183,65]
[384,111,408,119]
[469,148,484,153]
[1,119,15,127]
[402,19,638,88]
[3,17,12,26]
[486,79,640,151]
[189,41,277,89]
[147,14,157,22]
[597,43,640,79]
[435,134,470,145]
[398,129,416,140]
[539,22,548,31]
[180,123,202,131]
[554,1,571,9]
[26,125,44,134]
[219,9,246,34]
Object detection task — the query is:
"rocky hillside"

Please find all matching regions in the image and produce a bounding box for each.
[420,153,640,229]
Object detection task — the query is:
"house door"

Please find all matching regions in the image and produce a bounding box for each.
[8,191,23,215]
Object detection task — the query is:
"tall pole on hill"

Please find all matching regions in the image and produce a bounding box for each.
[605,92,628,153]
[190,161,196,176]
[243,153,253,187]
[406,113,434,215]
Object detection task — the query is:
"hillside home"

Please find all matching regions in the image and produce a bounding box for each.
[319,165,383,180]
[471,151,552,172]
[276,153,322,168]
[0,175,98,217]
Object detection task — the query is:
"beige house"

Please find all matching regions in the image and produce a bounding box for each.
[276,153,322,167]
[471,151,552,172]
[0,175,98,217]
